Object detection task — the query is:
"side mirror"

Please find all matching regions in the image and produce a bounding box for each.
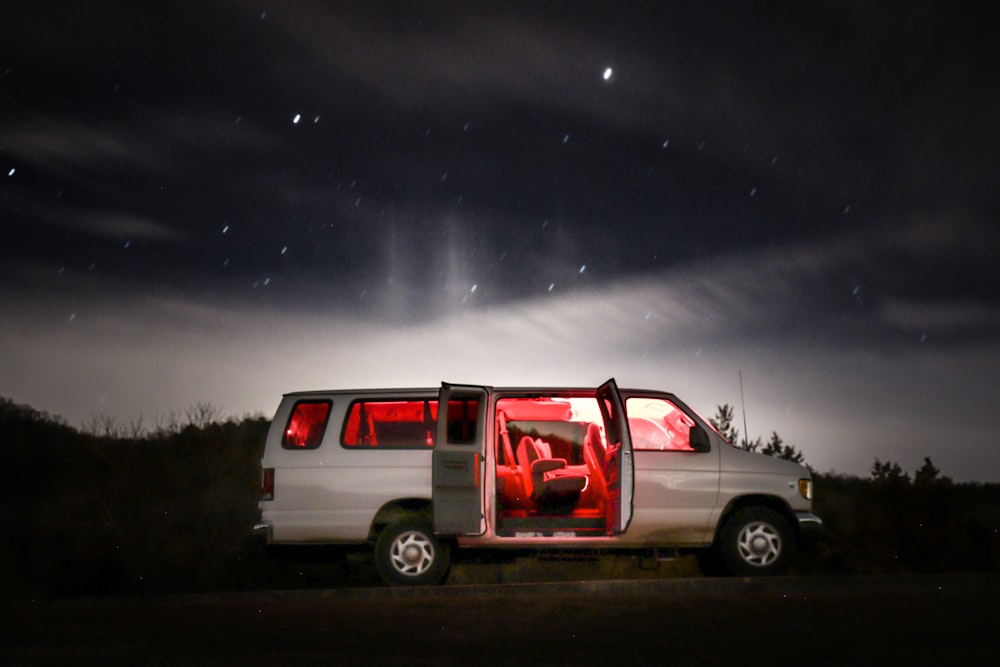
[689,425,711,452]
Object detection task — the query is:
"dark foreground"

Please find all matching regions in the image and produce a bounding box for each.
[5,574,998,666]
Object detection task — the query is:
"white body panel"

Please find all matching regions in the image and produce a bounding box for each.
[266,455,431,542]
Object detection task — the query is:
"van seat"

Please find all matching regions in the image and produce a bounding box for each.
[583,422,609,503]
[516,436,586,513]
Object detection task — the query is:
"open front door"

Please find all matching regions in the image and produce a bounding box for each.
[597,378,634,533]
[432,383,488,536]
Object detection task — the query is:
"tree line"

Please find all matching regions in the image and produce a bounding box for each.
[1,397,270,600]
[708,403,807,465]
[1,397,998,601]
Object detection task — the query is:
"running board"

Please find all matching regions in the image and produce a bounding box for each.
[633,547,682,569]
[498,516,606,537]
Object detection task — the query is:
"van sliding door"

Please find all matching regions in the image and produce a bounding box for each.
[432,383,488,536]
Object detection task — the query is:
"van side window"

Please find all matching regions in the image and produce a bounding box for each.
[342,399,437,448]
[626,397,700,451]
[445,398,479,445]
[282,401,332,449]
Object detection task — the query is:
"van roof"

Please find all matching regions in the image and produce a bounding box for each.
[283,386,676,397]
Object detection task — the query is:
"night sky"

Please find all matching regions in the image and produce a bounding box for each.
[2,1,997,480]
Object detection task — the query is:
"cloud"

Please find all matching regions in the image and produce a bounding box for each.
[251,1,993,212]
[77,212,188,243]
[3,110,284,178]
[0,185,186,262]
[879,300,1000,337]
[3,222,997,482]
[3,118,151,172]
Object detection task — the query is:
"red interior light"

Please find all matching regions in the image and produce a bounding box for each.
[282,401,332,449]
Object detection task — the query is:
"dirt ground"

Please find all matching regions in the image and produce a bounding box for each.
[5,574,998,666]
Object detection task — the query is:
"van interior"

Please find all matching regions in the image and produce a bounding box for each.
[494,396,621,537]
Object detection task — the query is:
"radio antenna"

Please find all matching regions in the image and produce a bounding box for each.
[739,370,749,446]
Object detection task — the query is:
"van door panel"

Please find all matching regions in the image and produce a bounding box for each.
[622,392,721,545]
[629,449,720,545]
[432,383,488,535]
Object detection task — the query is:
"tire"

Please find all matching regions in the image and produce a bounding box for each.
[718,507,795,576]
[374,519,451,586]
[695,548,727,577]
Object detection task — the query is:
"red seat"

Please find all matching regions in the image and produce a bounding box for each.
[516,435,586,512]
[583,422,609,502]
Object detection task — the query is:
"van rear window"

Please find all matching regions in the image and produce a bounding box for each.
[342,399,437,449]
[282,401,332,449]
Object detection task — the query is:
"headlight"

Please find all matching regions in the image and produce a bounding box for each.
[798,478,813,500]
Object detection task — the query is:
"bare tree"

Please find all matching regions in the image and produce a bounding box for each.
[151,410,183,437]
[184,402,221,429]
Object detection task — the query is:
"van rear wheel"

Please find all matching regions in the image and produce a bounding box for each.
[375,519,451,586]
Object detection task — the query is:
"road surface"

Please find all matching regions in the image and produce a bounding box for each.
[6,574,997,665]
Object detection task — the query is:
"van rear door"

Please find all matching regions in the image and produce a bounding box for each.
[597,378,634,533]
[432,383,488,535]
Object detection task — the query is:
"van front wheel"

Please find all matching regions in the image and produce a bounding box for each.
[718,507,794,576]
[375,519,451,586]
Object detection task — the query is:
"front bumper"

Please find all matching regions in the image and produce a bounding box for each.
[795,512,824,549]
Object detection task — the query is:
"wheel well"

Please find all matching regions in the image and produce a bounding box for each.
[367,499,432,542]
[714,495,796,541]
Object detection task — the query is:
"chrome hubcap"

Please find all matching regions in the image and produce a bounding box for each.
[389,531,435,577]
[737,521,781,567]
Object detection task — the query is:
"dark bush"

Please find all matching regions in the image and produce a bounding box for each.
[1,397,268,596]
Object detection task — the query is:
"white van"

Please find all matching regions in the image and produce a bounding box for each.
[255,379,822,585]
